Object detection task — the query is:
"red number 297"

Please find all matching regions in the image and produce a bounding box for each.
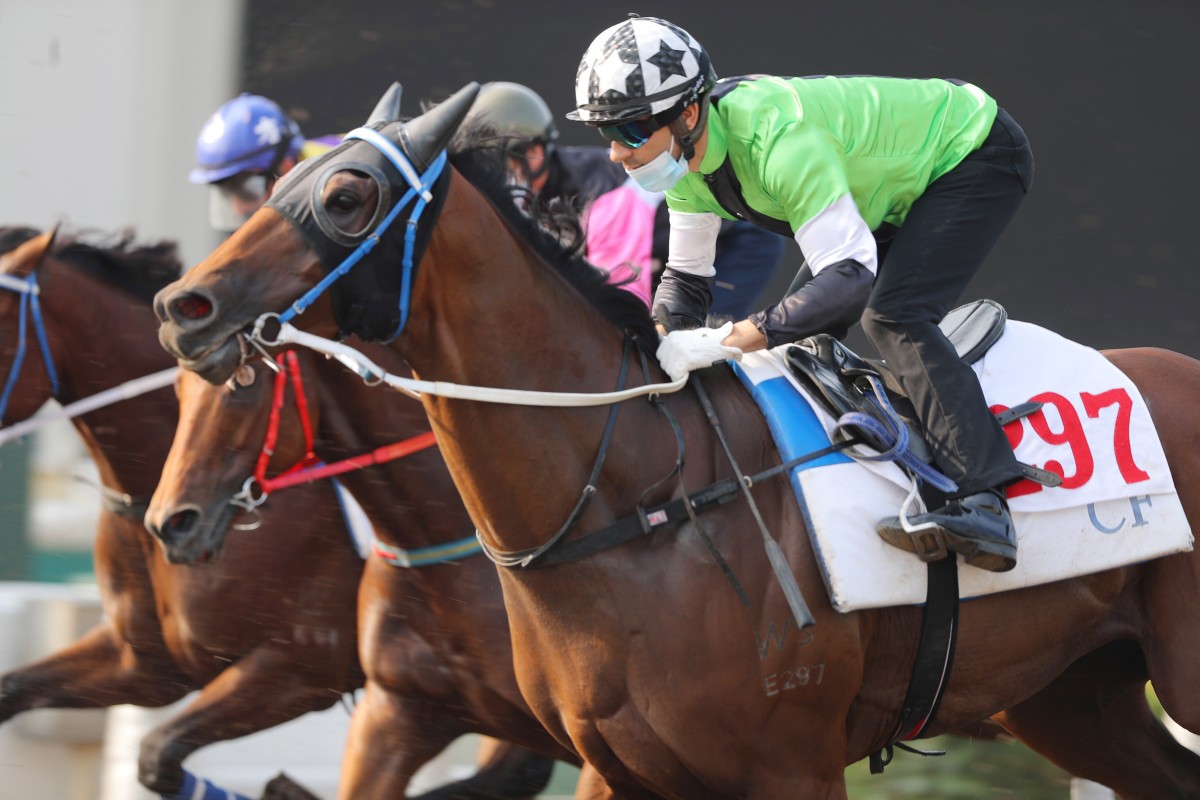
[990,388,1150,499]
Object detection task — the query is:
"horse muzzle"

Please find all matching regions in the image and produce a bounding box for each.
[154,286,248,383]
[144,503,231,565]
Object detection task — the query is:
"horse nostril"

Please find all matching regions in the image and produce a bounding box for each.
[172,293,214,322]
[159,509,201,543]
[153,291,169,324]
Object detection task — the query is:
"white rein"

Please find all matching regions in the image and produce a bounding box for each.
[0,367,178,447]
[252,314,687,407]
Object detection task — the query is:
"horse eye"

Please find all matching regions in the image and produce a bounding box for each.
[328,190,360,214]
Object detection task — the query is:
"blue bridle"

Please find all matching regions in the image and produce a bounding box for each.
[276,127,449,343]
[0,272,60,425]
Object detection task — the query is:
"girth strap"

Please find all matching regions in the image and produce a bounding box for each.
[869,555,959,773]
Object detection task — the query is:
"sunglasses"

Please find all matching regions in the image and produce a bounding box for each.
[597,116,666,149]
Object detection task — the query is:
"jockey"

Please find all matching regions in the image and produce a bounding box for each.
[189,94,337,232]
[568,15,1035,572]
[466,81,784,313]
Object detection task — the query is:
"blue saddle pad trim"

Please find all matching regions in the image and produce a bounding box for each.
[730,361,852,476]
[732,359,859,602]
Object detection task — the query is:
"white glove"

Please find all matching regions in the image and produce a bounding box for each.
[656,321,743,382]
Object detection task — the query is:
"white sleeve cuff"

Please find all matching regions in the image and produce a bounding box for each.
[794,193,878,276]
[665,209,721,278]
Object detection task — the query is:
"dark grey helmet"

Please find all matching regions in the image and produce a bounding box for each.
[466,81,559,153]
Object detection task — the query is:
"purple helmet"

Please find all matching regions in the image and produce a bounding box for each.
[189,94,304,184]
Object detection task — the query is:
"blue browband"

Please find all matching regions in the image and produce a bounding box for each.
[279,128,448,341]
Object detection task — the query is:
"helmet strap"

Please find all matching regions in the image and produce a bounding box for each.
[668,96,710,164]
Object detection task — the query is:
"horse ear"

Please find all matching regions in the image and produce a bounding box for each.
[0,228,56,277]
[398,82,481,171]
[366,82,403,126]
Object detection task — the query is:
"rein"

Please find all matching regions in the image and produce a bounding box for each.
[0,367,178,447]
[0,272,59,424]
[228,350,478,568]
[0,270,176,514]
[478,335,636,568]
[254,320,688,406]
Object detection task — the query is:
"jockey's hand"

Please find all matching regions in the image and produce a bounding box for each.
[656,321,743,382]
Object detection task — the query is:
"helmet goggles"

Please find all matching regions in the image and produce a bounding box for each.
[596,103,686,149]
[597,117,664,149]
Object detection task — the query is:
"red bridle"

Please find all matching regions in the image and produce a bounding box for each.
[253,350,438,495]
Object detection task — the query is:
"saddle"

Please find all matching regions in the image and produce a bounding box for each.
[784,299,1058,495]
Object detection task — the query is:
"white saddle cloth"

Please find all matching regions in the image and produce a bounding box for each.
[732,320,1194,611]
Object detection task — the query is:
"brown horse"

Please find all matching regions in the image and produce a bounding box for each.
[154,84,1200,799]
[0,228,364,798]
[146,340,575,798]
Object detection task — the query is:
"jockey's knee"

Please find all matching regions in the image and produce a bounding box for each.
[860,306,895,347]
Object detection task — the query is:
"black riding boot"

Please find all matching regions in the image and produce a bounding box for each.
[876,489,1017,572]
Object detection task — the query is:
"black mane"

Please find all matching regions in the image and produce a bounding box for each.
[446,130,658,349]
[0,226,40,255]
[0,227,182,305]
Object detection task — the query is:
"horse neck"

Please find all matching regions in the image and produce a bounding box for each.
[396,175,676,557]
[41,261,178,497]
[308,350,476,553]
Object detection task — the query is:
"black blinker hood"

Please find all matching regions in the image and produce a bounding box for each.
[264,82,480,342]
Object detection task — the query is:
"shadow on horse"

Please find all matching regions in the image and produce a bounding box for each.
[0,228,365,798]
[154,84,1200,799]
[146,338,574,798]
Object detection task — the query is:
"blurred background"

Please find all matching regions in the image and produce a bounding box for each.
[0,0,1196,797]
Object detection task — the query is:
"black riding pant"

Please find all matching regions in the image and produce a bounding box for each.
[860,107,1035,496]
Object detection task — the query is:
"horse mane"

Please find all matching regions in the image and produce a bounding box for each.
[0,226,40,255]
[446,128,658,349]
[1,225,182,304]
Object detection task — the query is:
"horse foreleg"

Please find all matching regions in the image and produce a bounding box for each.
[137,646,347,796]
[996,647,1200,800]
[0,621,188,723]
[336,681,463,800]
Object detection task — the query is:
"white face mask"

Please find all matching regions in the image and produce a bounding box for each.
[625,136,689,193]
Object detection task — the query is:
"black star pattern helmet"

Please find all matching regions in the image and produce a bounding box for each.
[567,16,716,125]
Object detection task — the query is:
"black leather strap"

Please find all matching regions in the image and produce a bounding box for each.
[869,556,959,773]
[701,158,794,237]
[703,77,795,237]
[525,438,857,568]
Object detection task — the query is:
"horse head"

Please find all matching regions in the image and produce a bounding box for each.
[155,82,480,384]
[146,359,312,564]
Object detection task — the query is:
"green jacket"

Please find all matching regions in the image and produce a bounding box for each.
[667,75,997,234]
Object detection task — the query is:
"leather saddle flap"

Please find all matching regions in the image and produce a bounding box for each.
[783,299,1008,456]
